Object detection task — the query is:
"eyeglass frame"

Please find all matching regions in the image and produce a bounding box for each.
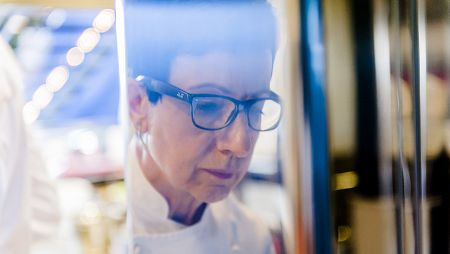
[135,75,282,131]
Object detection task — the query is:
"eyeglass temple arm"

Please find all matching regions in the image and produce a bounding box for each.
[136,75,191,103]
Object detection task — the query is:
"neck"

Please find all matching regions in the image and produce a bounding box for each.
[152,175,207,225]
[136,141,206,225]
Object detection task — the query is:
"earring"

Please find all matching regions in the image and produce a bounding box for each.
[136,125,143,141]
[136,125,151,156]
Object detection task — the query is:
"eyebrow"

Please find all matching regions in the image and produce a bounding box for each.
[189,83,272,99]
[189,83,231,93]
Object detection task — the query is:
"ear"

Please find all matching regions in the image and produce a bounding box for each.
[127,78,151,133]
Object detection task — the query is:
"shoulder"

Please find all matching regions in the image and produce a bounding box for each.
[0,38,23,103]
[0,37,26,150]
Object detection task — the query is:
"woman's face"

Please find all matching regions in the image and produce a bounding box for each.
[144,51,273,203]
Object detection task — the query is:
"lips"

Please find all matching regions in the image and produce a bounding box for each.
[201,168,233,180]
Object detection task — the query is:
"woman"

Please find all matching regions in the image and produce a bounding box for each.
[121,0,281,253]
[0,37,59,254]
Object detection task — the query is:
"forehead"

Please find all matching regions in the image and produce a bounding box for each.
[169,51,273,98]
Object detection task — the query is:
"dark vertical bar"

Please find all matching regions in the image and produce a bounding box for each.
[300,0,333,253]
[352,0,380,198]
[391,0,406,252]
[409,0,425,252]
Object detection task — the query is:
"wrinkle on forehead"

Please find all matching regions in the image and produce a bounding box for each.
[169,51,273,98]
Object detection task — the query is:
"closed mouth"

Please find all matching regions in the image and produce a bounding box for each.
[201,168,233,179]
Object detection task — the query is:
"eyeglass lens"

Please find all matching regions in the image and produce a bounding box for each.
[192,97,281,131]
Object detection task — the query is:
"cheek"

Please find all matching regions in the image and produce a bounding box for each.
[149,115,215,185]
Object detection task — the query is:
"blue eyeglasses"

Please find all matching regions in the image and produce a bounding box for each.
[136,75,282,131]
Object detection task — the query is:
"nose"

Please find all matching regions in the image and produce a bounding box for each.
[216,112,255,158]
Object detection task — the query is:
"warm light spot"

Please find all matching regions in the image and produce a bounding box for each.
[23,101,40,124]
[32,85,54,109]
[338,226,352,242]
[77,28,100,53]
[46,9,66,29]
[79,202,101,225]
[4,15,28,34]
[68,129,99,155]
[66,47,85,66]
[335,171,358,190]
[92,9,115,33]
[46,66,69,92]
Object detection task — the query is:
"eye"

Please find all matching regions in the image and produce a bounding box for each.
[196,101,224,114]
[192,97,236,128]
[193,97,234,116]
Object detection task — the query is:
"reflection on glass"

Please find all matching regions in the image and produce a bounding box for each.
[118,0,284,253]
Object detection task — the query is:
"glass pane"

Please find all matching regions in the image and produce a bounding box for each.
[249,99,282,131]
[117,1,288,253]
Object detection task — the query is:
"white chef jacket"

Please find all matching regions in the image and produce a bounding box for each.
[0,38,59,254]
[127,138,276,254]
[0,37,31,254]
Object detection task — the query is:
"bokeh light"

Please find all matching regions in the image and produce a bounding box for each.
[66,47,85,66]
[92,9,115,33]
[23,101,40,124]
[32,85,54,109]
[46,65,69,92]
[77,28,100,53]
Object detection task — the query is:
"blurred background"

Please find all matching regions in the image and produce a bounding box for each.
[1,1,124,253]
[0,1,285,253]
[0,0,448,254]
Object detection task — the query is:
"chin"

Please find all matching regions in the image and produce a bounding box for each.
[197,186,232,203]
